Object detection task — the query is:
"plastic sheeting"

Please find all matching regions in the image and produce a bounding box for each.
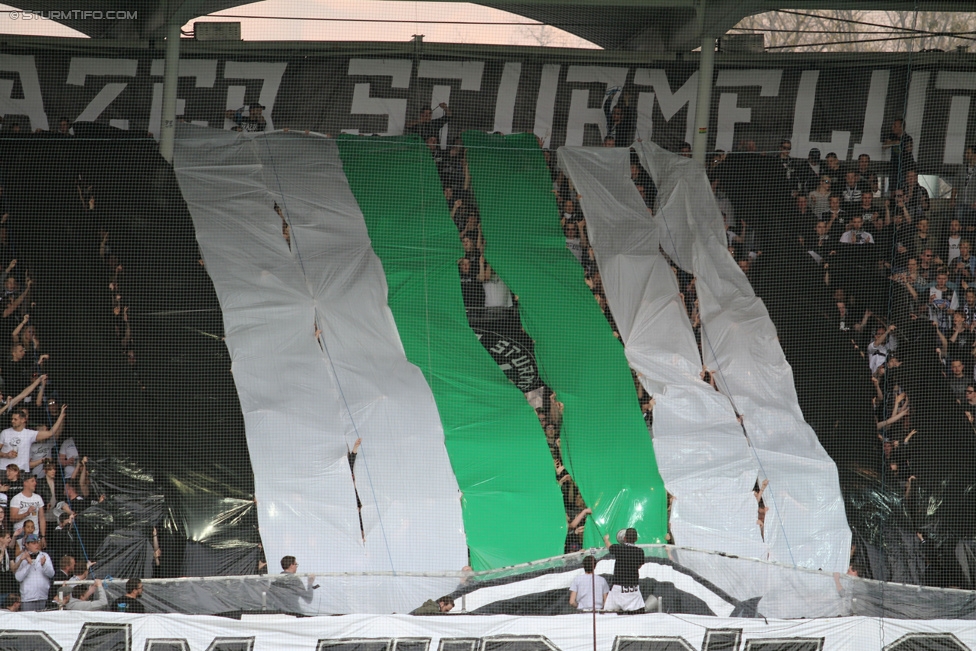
[556,147,766,562]
[634,142,851,573]
[173,126,467,576]
[462,132,667,547]
[40,544,976,618]
[336,135,566,571]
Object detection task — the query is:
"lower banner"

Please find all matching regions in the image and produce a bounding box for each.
[6,610,976,651]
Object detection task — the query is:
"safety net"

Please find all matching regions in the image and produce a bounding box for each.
[0,2,975,633]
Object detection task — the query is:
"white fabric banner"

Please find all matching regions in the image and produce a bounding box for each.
[634,142,851,573]
[556,147,766,562]
[173,127,467,578]
[7,610,976,651]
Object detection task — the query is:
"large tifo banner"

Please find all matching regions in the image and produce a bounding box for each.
[2,41,976,171]
[5,611,976,651]
[174,124,845,577]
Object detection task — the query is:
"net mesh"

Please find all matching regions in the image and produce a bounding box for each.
[0,1,973,626]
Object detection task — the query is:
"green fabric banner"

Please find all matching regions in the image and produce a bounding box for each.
[336,135,566,570]
[463,131,668,547]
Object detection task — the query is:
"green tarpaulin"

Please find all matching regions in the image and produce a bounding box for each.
[463,131,668,547]
[337,135,566,570]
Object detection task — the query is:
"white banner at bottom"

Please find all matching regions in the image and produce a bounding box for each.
[3,611,976,651]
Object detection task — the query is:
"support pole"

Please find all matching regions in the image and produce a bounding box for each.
[159,20,182,163]
[692,33,715,165]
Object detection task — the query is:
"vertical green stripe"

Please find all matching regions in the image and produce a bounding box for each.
[336,135,566,570]
[463,132,668,547]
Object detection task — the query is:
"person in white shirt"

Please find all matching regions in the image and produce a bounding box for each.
[840,216,875,245]
[0,405,66,474]
[569,555,609,611]
[58,437,79,480]
[10,475,44,539]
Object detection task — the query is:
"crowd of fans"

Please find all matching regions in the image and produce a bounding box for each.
[0,148,154,610]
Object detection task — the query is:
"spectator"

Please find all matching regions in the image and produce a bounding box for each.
[856,153,876,191]
[10,474,45,539]
[13,519,36,556]
[952,241,975,287]
[896,135,918,189]
[110,577,145,613]
[823,195,847,234]
[564,221,586,264]
[963,386,976,423]
[63,578,108,611]
[58,434,79,480]
[929,272,958,333]
[458,258,482,310]
[438,138,466,191]
[943,219,964,264]
[561,199,581,226]
[879,197,914,271]
[2,463,21,507]
[406,103,452,142]
[0,528,14,595]
[602,528,647,613]
[1,592,18,611]
[855,191,881,237]
[564,506,591,554]
[271,555,316,612]
[914,222,934,261]
[808,176,833,218]
[412,595,454,614]
[883,118,905,156]
[808,220,835,262]
[840,216,875,245]
[14,533,52,611]
[754,479,770,540]
[0,404,66,474]
[47,513,78,564]
[948,359,969,401]
[778,139,796,192]
[64,462,102,514]
[823,152,843,188]
[569,555,609,611]
[841,170,862,208]
[868,325,898,374]
[478,255,513,309]
[902,169,929,222]
[49,554,75,603]
[946,313,973,365]
[1,277,31,340]
[603,89,636,146]
[273,203,290,251]
[224,104,266,133]
[35,460,64,523]
[677,142,692,158]
[798,148,822,195]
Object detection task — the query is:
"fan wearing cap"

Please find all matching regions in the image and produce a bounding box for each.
[14,533,53,611]
[224,104,266,133]
[602,528,647,614]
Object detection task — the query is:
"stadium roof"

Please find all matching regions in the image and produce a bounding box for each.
[8,0,976,49]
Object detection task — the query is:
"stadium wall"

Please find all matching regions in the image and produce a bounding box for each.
[6,610,976,651]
